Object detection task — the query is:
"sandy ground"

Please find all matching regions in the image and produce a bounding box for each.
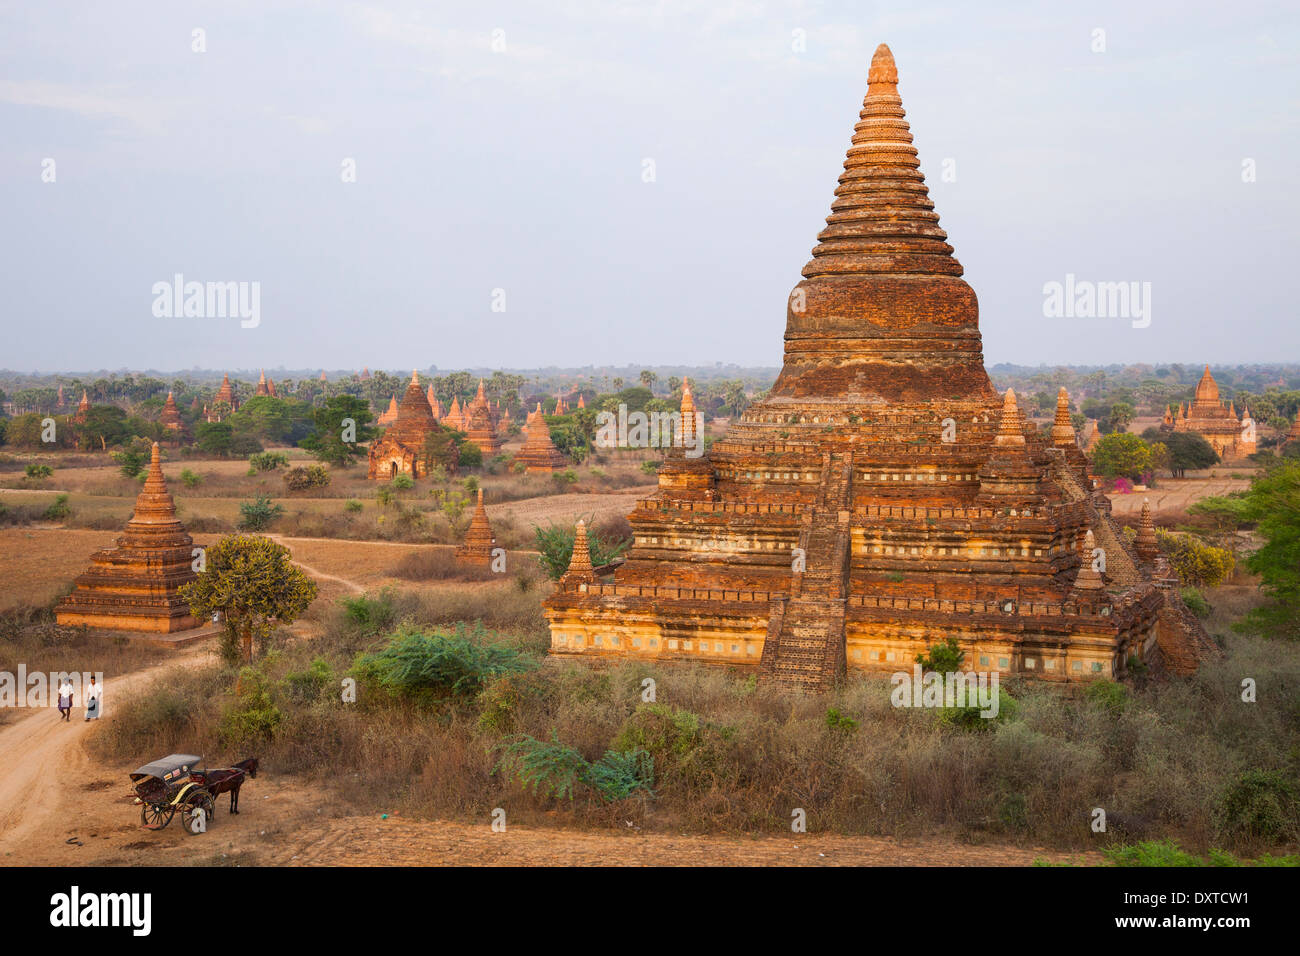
[491,488,654,527]
[1106,476,1253,516]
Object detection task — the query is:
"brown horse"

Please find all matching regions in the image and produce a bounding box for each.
[202,757,258,814]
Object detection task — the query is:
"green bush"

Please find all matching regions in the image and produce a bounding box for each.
[285,657,334,703]
[344,499,363,513]
[353,622,535,700]
[493,732,654,802]
[1180,587,1212,619]
[339,591,399,637]
[1084,679,1128,715]
[24,464,53,480]
[42,493,71,521]
[824,707,858,733]
[916,637,964,674]
[1217,770,1299,843]
[612,704,728,786]
[180,468,202,488]
[249,451,289,472]
[939,687,1018,731]
[283,464,330,491]
[391,472,414,491]
[219,667,283,747]
[238,495,284,531]
[1104,839,1204,867]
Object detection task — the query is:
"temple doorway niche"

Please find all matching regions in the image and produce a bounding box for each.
[390,461,398,479]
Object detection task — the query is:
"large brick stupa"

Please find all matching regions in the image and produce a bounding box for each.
[56,443,199,632]
[544,44,1214,689]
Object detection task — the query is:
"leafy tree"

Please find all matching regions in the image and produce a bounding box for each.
[1108,402,1136,433]
[1091,432,1152,480]
[1162,431,1220,477]
[195,420,233,456]
[456,437,483,469]
[420,425,461,475]
[79,405,132,450]
[179,534,318,664]
[301,395,375,467]
[1155,530,1235,588]
[1235,462,1300,640]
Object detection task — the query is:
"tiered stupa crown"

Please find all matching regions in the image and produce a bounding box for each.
[1050,387,1076,445]
[1193,365,1219,407]
[560,519,596,586]
[1135,499,1159,562]
[771,43,995,405]
[679,377,698,447]
[993,388,1026,446]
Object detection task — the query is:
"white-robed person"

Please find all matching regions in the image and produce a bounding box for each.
[57,678,74,721]
[84,675,102,721]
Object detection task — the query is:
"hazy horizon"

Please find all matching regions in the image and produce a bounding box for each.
[3,1,1298,371]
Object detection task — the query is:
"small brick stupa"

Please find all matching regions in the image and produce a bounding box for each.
[454,488,496,565]
[368,371,437,480]
[74,389,90,424]
[56,443,199,633]
[545,43,1213,690]
[377,395,399,426]
[442,396,466,432]
[513,402,568,473]
[464,380,502,457]
[159,391,183,437]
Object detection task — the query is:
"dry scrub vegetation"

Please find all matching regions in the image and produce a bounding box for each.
[84,576,1300,858]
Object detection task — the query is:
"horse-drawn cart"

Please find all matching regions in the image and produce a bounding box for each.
[130,754,216,835]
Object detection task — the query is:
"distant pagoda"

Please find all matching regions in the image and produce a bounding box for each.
[1161,366,1255,460]
[513,402,568,473]
[367,371,437,479]
[56,443,199,633]
[544,44,1213,690]
[454,489,496,565]
[442,395,466,432]
[205,373,238,422]
[159,391,183,436]
[463,380,502,457]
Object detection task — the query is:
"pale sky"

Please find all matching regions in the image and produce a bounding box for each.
[2,0,1297,372]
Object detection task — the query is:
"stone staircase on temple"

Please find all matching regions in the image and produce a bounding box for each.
[760,453,853,691]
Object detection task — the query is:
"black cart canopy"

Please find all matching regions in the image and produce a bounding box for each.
[130,754,203,783]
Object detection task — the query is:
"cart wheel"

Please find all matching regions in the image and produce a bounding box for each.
[182,793,215,835]
[141,803,172,830]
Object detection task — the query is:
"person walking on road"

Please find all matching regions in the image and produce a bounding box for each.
[84,675,102,722]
